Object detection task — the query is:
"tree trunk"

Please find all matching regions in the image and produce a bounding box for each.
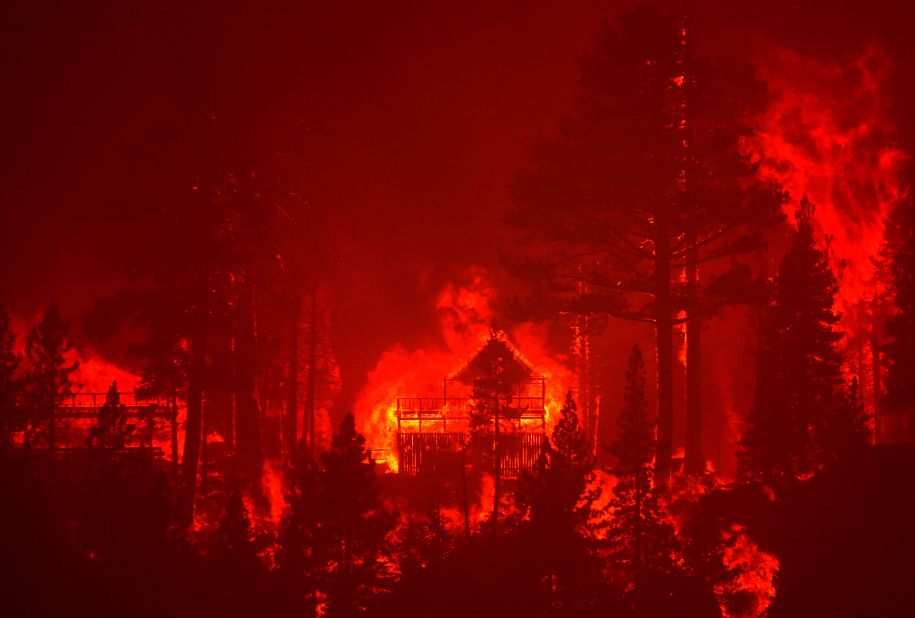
[634,469,643,595]
[870,324,882,444]
[302,284,318,460]
[180,320,207,524]
[461,447,471,538]
[209,330,234,455]
[493,404,501,526]
[47,398,56,476]
[684,239,704,474]
[654,231,674,489]
[235,282,263,484]
[684,318,704,474]
[285,293,301,457]
[575,316,596,454]
[200,399,208,493]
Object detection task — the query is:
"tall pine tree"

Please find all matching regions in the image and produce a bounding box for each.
[517,390,602,615]
[605,344,680,603]
[740,197,867,485]
[509,8,784,487]
[276,450,322,617]
[318,413,395,618]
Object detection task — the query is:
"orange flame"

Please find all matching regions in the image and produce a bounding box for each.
[717,524,780,618]
[747,42,907,307]
[354,269,576,472]
[262,460,287,526]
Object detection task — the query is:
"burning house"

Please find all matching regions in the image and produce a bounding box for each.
[394,331,547,477]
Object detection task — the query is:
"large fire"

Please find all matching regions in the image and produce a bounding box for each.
[748,41,907,307]
[354,269,577,472]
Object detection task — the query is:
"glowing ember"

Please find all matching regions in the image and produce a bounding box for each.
[717,524,780,618]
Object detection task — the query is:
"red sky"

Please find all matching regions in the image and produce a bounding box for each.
[2,0,914,401]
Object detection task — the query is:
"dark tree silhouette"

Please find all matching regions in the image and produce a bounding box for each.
[318,412,395,618]
[465,331,530,523]
[740,197,867,486]
[24,301,78,463]
[87,382,135,451]
[85,158,302,520]
[882,195,915,436]
[276,451,322,617]
[519,391,597,538]
[605,344,681,603]
[517,390,602,615]
[510,7,784,487]
[216,491,260,569]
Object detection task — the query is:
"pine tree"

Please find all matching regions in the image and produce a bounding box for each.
[464,332,528,523]
[520,391,596,534]
[740,197,867,485]
[24,301,78,457]
[318,412,395,618]
[509,7,784,487]
[882,196,915,435]
[0,305,23,449]
[605,344,683,610]
[275,450,322,617]
[517,390,602,615]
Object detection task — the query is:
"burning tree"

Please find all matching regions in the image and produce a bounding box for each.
[510,7,784,487]
[740,197,868,485]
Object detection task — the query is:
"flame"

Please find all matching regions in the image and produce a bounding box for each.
[10,311,142,393]
[717,524,780,618]
[354,269,576,472]
[66,347,141,393]
[479,472,496,521]
[746,41,908,308]
[262,460,287,526]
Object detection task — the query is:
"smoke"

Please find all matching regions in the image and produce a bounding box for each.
[10,311,141,393]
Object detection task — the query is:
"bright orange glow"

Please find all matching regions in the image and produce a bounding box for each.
[717,524,780,618]
[747,42,908,309]
[262,460,287,526]
[354,269,577,472]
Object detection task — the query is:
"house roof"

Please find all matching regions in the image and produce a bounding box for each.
[451,330,535,384]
